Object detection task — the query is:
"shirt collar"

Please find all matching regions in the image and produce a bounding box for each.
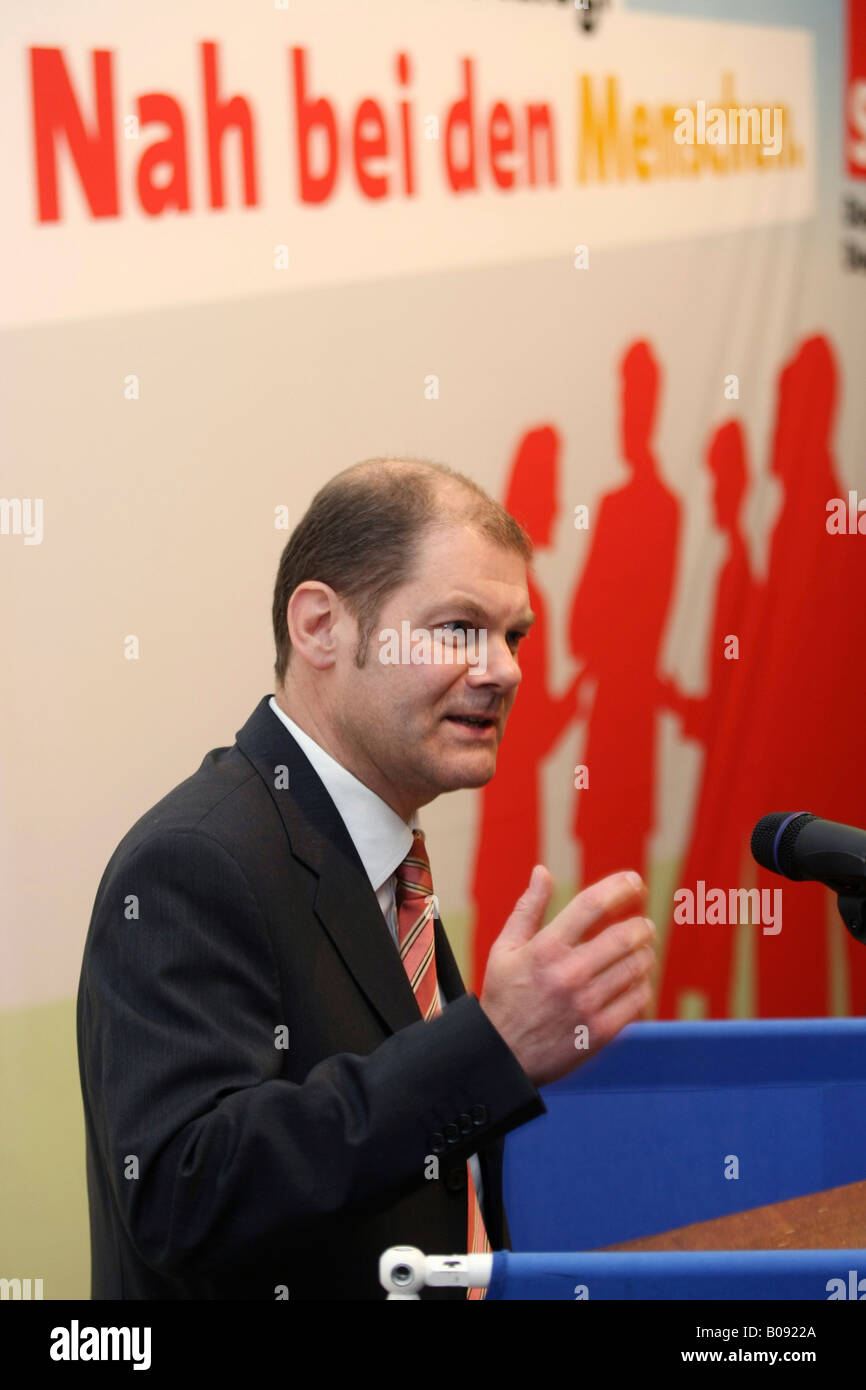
[268,696,417,893]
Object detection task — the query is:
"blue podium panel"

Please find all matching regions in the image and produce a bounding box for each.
[504,1021,866,1251]
[487,1250,866,1301]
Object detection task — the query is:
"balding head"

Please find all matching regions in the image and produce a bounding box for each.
[272,455,532,681]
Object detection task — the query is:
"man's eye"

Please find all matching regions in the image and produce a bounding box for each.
[438,623,523,647]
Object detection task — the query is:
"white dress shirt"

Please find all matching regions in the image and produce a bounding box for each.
[268,696,484,1208]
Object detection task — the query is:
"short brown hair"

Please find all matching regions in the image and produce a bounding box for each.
[272,457,532,682]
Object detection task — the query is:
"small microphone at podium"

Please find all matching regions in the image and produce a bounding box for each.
[751,812,866,943]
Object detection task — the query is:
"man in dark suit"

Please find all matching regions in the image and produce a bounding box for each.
[77,457,656,1300]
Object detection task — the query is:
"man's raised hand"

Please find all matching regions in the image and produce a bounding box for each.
[479,866,656,1088]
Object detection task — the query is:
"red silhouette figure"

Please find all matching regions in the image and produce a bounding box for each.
[656,422,756,1017]
[470,426,581,991]
[568,341,681,891]
[732,335,866,1015]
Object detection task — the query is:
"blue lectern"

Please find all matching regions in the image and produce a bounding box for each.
[495,1019,866,1299]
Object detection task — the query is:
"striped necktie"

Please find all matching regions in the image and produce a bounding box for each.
[395,828,490,1300]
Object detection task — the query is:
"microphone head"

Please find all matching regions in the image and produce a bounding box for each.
[751,812,816,877]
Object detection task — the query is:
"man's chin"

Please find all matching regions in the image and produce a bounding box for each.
[436,751,498,791]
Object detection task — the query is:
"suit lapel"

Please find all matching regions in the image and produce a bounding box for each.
[236,696,440,1035]
[433,916,466,1005]
[237,698,504,1236]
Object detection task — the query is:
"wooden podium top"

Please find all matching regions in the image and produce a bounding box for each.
[601,1180,866,1252]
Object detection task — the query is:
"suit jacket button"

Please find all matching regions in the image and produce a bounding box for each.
[458,1111,473,1135]
[445,1166,467,1193]
[470,1104,488,1126]
[430,1131,446,1154]
[444,1123,460,1144]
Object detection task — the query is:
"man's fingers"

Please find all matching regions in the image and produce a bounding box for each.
[589,978,654,1050]
[496,864,555,948]
[577,944,655,1019]
[550,871,648,949]
[578,913,656,979]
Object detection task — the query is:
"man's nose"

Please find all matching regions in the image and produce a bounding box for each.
[464,634,522,690]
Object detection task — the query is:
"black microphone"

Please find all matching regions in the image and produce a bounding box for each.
[751,812,866,890]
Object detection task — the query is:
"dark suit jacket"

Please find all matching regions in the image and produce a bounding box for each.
[77,695,546,1299]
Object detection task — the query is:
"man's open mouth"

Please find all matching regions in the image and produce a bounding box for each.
[445,715,496,728]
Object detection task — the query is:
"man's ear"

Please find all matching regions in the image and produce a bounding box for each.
[286,582,341,669]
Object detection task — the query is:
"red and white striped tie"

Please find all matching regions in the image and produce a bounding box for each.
[395,828,490,1299]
